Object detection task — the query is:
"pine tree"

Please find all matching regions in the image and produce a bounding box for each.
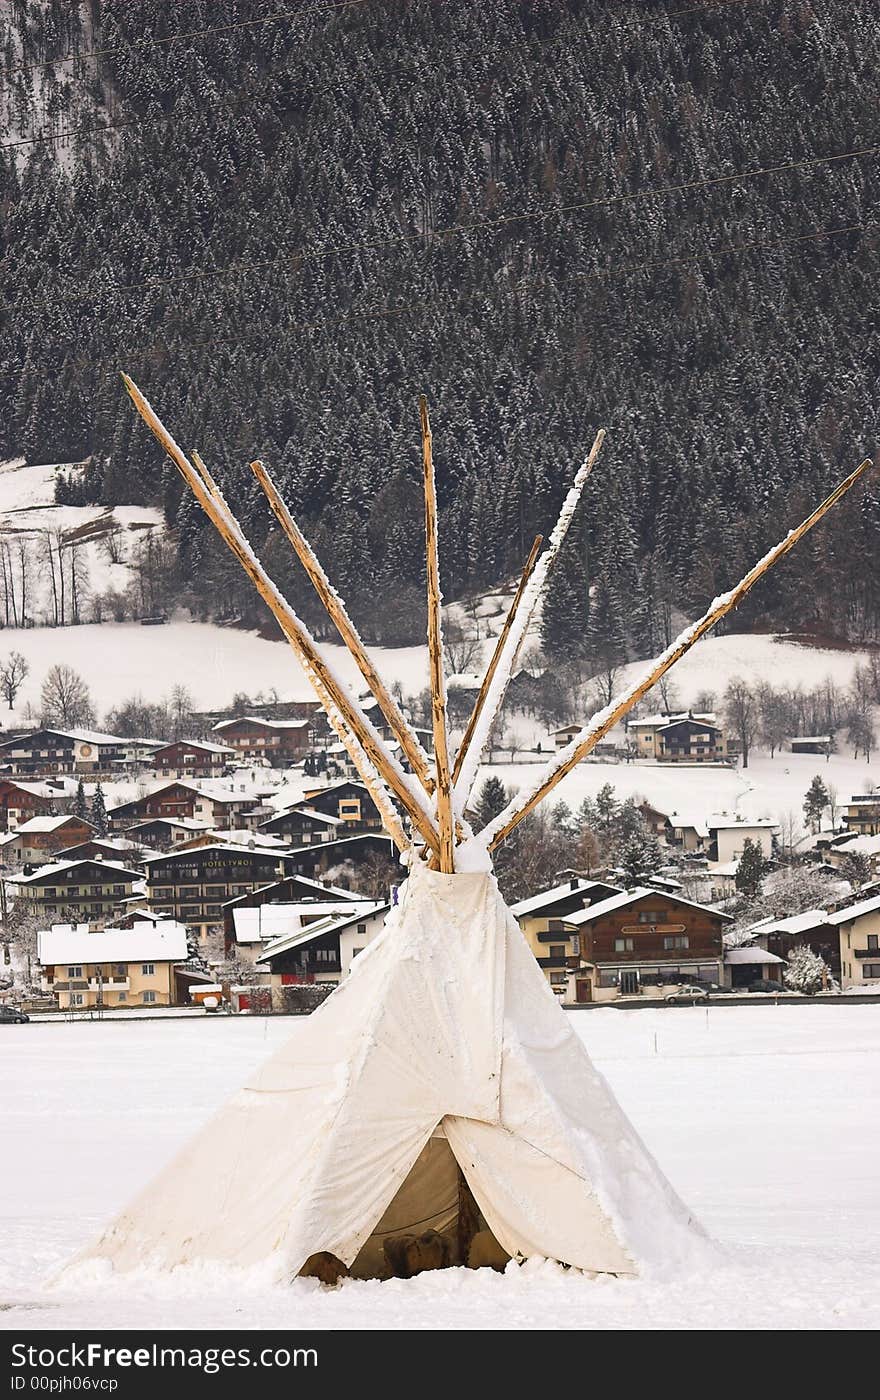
[735,838,766,898]
[89,783,108,838]
[473,776,508,831]
[803,775,830,834]
[73,779,87,821]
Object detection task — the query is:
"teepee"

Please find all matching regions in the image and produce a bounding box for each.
[83,377,870,1282]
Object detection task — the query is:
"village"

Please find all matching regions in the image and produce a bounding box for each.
[1,696,878,1023]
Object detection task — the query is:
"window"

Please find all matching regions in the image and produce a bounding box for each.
[205,886,226,897]
[638,910,665,923]
[863,963,880,979]
[663,935,689,950]
[351,947,364,958]
[301,832,312,843]
[547,919,566,934]
[614,937,635,953]
[142,963,155,976]
[68,966,83,978]
[868,934,879,951]
[70,993,84,1006]
[549,971,568,985]
[142,990,156,1004]
[117,992,127,1002]
[570,933,580,955]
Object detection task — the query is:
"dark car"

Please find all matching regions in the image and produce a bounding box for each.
[747,979,783,994]
[0,1005,29,1024]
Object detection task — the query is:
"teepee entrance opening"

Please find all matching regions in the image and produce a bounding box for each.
[338,1130,506,1281]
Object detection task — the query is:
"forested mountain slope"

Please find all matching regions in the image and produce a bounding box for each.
[1,0,878,655]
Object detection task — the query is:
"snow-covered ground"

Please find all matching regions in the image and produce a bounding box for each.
[0,620,429,726]
[480,749,878,835]
[1,1005,878,1330]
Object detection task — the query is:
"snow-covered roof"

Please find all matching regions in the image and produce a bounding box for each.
[204,829,289,848]
[262,805,342,827]
[627,712,717,728]
[833,833,880,855]
[825,893,880,925]
[233,899,379,945]
[708,815,778,831]
[789,735,831,744]
[126,817,210,832]
[8,814,93,834]
[445,673,482,691]
[213,716,310,732]
[509,878,616,918]
[257,902,388,958]
[707,860,739,877]
[11,857,142,884]
[750,908,829,935]
[142,842,291,867]
[567,886,732,926]
[38,920,188,965]
[153,739,235,756]
[724,947,786,965]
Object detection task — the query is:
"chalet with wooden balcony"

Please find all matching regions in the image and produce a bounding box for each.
[0,728,160,777]
[626,711,726,763]
[843,794,880,835]
[0,813,96,868]
[0,778,67,832]
[150,739,236,780]
[510,877,622,1001]
[211,715,311,766]
[825,891,880,989]
[563,887,730,1002]
[10,857,144,929]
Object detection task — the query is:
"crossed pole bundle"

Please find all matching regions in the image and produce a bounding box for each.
[122,370,872,871]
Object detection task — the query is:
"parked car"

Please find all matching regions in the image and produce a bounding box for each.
[664,984,709,1004]
[747,979,783,994]
[0,1005,29,1024]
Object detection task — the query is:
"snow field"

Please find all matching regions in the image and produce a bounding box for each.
[1,1004,878,1330]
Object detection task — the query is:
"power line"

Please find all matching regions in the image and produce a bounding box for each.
[0,0,771,86]
[0,0,367,82]
[64,137,880,299]
[47,216,876,373]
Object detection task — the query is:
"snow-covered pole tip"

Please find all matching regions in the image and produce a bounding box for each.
[420,394,455,874]
[452,532,543,786]
[453,426,606,806]
[120,372,431,856]
[482,454,874,850]
[249,457,436,796]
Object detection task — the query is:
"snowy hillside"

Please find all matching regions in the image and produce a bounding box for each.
[0,458,162,626]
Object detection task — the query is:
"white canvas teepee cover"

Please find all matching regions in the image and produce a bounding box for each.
[84,862,706,1279]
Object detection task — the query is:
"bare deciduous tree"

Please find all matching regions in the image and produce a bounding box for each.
[40,664,94,727]
[0,651,29,710]
[724,677,758,769]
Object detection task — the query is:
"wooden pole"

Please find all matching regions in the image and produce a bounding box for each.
[453,426,606,808]
[420,394,455,873]
[452,534,542,785]
[248,457,436,794]
[122,374,434,855]
[186,449,412,855]
[187,456,411,854]
[485,455,874,849]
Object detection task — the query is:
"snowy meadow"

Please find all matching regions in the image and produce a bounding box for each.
[2,1004,878,1331]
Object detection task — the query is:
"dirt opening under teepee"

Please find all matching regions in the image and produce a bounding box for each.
[300,1132,510,1284]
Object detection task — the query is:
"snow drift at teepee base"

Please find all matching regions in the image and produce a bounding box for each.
[77,861,710,1283]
